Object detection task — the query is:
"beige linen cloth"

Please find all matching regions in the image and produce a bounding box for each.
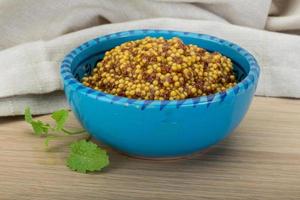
[0,0,300,116]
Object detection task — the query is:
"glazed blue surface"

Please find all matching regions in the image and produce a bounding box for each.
[60,30,260,157]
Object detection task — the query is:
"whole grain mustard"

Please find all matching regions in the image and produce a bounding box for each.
[81,37,237,100]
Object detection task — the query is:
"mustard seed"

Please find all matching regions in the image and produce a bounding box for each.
[81,37,237,100]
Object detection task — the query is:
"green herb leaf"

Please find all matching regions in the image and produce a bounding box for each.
[51,109,69,131]
[31,120,50,136]
[66,140,109,173]
[31,120,45,135]
[24,107,50,136]
[24,107,33,123]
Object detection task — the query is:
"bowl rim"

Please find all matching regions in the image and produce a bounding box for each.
[60,29,260,110]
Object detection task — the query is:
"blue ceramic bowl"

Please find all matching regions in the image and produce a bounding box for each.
[60,30,260,158]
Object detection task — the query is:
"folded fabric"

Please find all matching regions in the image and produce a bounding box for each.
[0,0,299,116]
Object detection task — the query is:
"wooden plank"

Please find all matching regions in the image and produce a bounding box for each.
[0,97,300,200]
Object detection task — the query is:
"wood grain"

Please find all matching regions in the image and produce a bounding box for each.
[0,97,300,200]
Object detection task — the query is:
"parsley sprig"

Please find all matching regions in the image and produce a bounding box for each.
[24,107,109,173]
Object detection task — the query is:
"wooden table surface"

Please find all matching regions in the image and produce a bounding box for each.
[0,97,300,200]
